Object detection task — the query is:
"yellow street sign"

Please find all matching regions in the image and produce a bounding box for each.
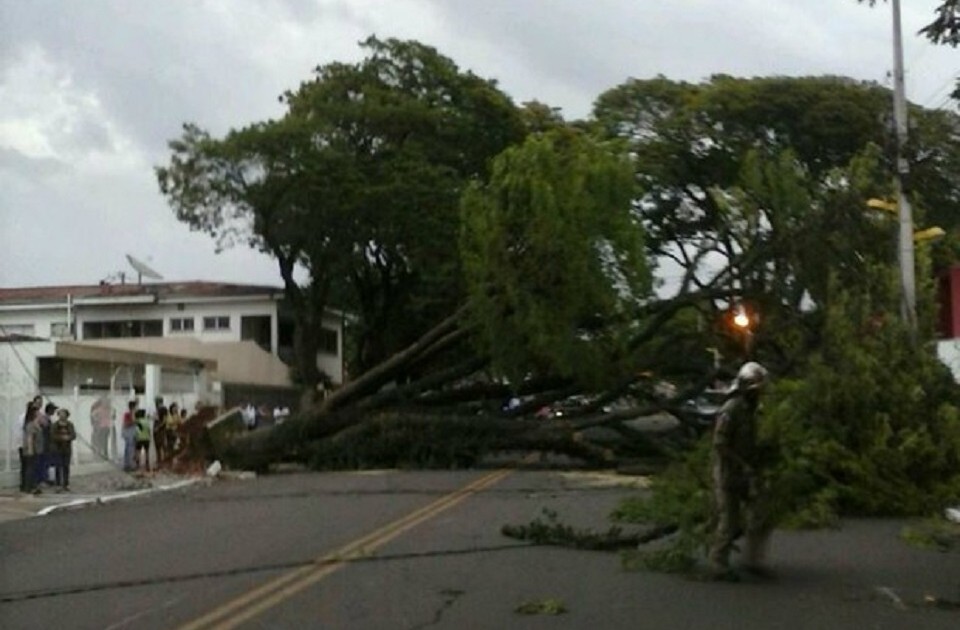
[914,227,946,242]
[866,198,898,213]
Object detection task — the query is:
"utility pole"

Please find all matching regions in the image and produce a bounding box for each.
[891,0,918,336]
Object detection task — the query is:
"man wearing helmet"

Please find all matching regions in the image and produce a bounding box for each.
[708,361,772,578]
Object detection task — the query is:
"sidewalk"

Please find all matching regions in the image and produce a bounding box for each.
[0,467,206,523]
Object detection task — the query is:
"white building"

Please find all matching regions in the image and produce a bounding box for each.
[0,280,345,384]
[0,280,346,487]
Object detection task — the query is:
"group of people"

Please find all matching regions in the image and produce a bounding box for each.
[240,402,291,431]
[17,395,77,494]
[120,397,188,472]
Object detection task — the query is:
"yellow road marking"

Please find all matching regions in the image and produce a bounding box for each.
[178,468,512,630]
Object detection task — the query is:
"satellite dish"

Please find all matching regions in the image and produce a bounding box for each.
[126,254,164,283]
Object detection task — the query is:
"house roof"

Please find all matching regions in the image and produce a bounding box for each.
[0,281,283,306]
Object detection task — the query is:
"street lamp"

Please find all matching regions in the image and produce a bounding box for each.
[728,305,755,357]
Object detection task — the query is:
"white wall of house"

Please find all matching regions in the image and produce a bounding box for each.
[318,311,345,384]
[0,307,69,339]
[0,339,212,485]
[0,340,53,476]
[0,288,347,391]
[73,298,278,350]
[0,297,280,350]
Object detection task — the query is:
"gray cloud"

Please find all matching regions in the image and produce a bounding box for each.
[0,147,69,178]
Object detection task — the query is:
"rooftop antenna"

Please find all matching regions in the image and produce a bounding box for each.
[125,254,164,284]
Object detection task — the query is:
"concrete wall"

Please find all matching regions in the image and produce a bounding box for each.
[317,311,345,384]
[937,339,960,382]
[0,339,214,486]
[0,308,68,340]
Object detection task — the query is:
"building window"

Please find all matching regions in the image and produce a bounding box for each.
[241,315,271,351]
[203,315,231,331]
[82,319,162,339]
[50,322,71,339]
[170,317,195,333]
[38,358,64,388]
[320,327,339,355]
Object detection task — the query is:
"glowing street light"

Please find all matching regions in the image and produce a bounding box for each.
[729,305,755,357]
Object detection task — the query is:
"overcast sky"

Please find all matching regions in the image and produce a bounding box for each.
[1,0,957,289]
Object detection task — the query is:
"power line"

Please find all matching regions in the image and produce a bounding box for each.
[920,71,960,108]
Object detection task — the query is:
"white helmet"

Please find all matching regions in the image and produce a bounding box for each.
[733,361,768,392]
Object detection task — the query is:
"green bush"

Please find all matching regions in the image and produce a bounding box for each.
[615,285,960,569]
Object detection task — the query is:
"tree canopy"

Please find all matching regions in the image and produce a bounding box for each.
[592,75,960,360]
[460,129,651,389]
[158,37,526,393]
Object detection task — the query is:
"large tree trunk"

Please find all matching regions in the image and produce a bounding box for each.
[294,314,323,408]
[317,305,468,415]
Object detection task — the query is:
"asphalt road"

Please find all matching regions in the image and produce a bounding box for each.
[1,469,959,629]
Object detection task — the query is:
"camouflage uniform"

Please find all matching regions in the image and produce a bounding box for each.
[708,365,771,573]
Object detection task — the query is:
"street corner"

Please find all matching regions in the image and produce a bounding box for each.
[0,490,74,523]
[0,476,208,521]
[0,493,42,525]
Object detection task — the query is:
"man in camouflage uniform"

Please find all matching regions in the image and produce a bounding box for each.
[708,361,772,577]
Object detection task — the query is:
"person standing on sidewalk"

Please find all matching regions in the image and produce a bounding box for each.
[153,404,169,467]
[121,400,138,471]
[90,396,112,459]
[51,408,77,492]
[134,408,152,472]
[17,400,39,492]
[708,361,773,579]
[36,402,57,487]
[21,405,42,495]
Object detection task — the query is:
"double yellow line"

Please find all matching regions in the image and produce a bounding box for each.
[177,468,513,630]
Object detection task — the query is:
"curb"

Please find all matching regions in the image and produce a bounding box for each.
[36,478,207,516]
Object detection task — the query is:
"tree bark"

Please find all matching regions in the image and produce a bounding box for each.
[318,305,468,414]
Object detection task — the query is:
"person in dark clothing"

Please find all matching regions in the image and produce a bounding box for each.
[36,402,56,486]
[708,361,772,579]
[153,405,169,466]
[122,399,138,471]
[51,408,77,491]
[17,400,38,492]
[22,405,42,495]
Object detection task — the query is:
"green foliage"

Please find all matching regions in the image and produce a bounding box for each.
[761,283,960,521]
[306,414,502,470]
[592,75,960,313]
[460,129,652,388]
[501,508,641,551]
[616,273,960,572]
[282,36,527,372]
[901,518,960,552]
[158,36,526,388]
[514,598,567,615]
[613,438,713,571]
